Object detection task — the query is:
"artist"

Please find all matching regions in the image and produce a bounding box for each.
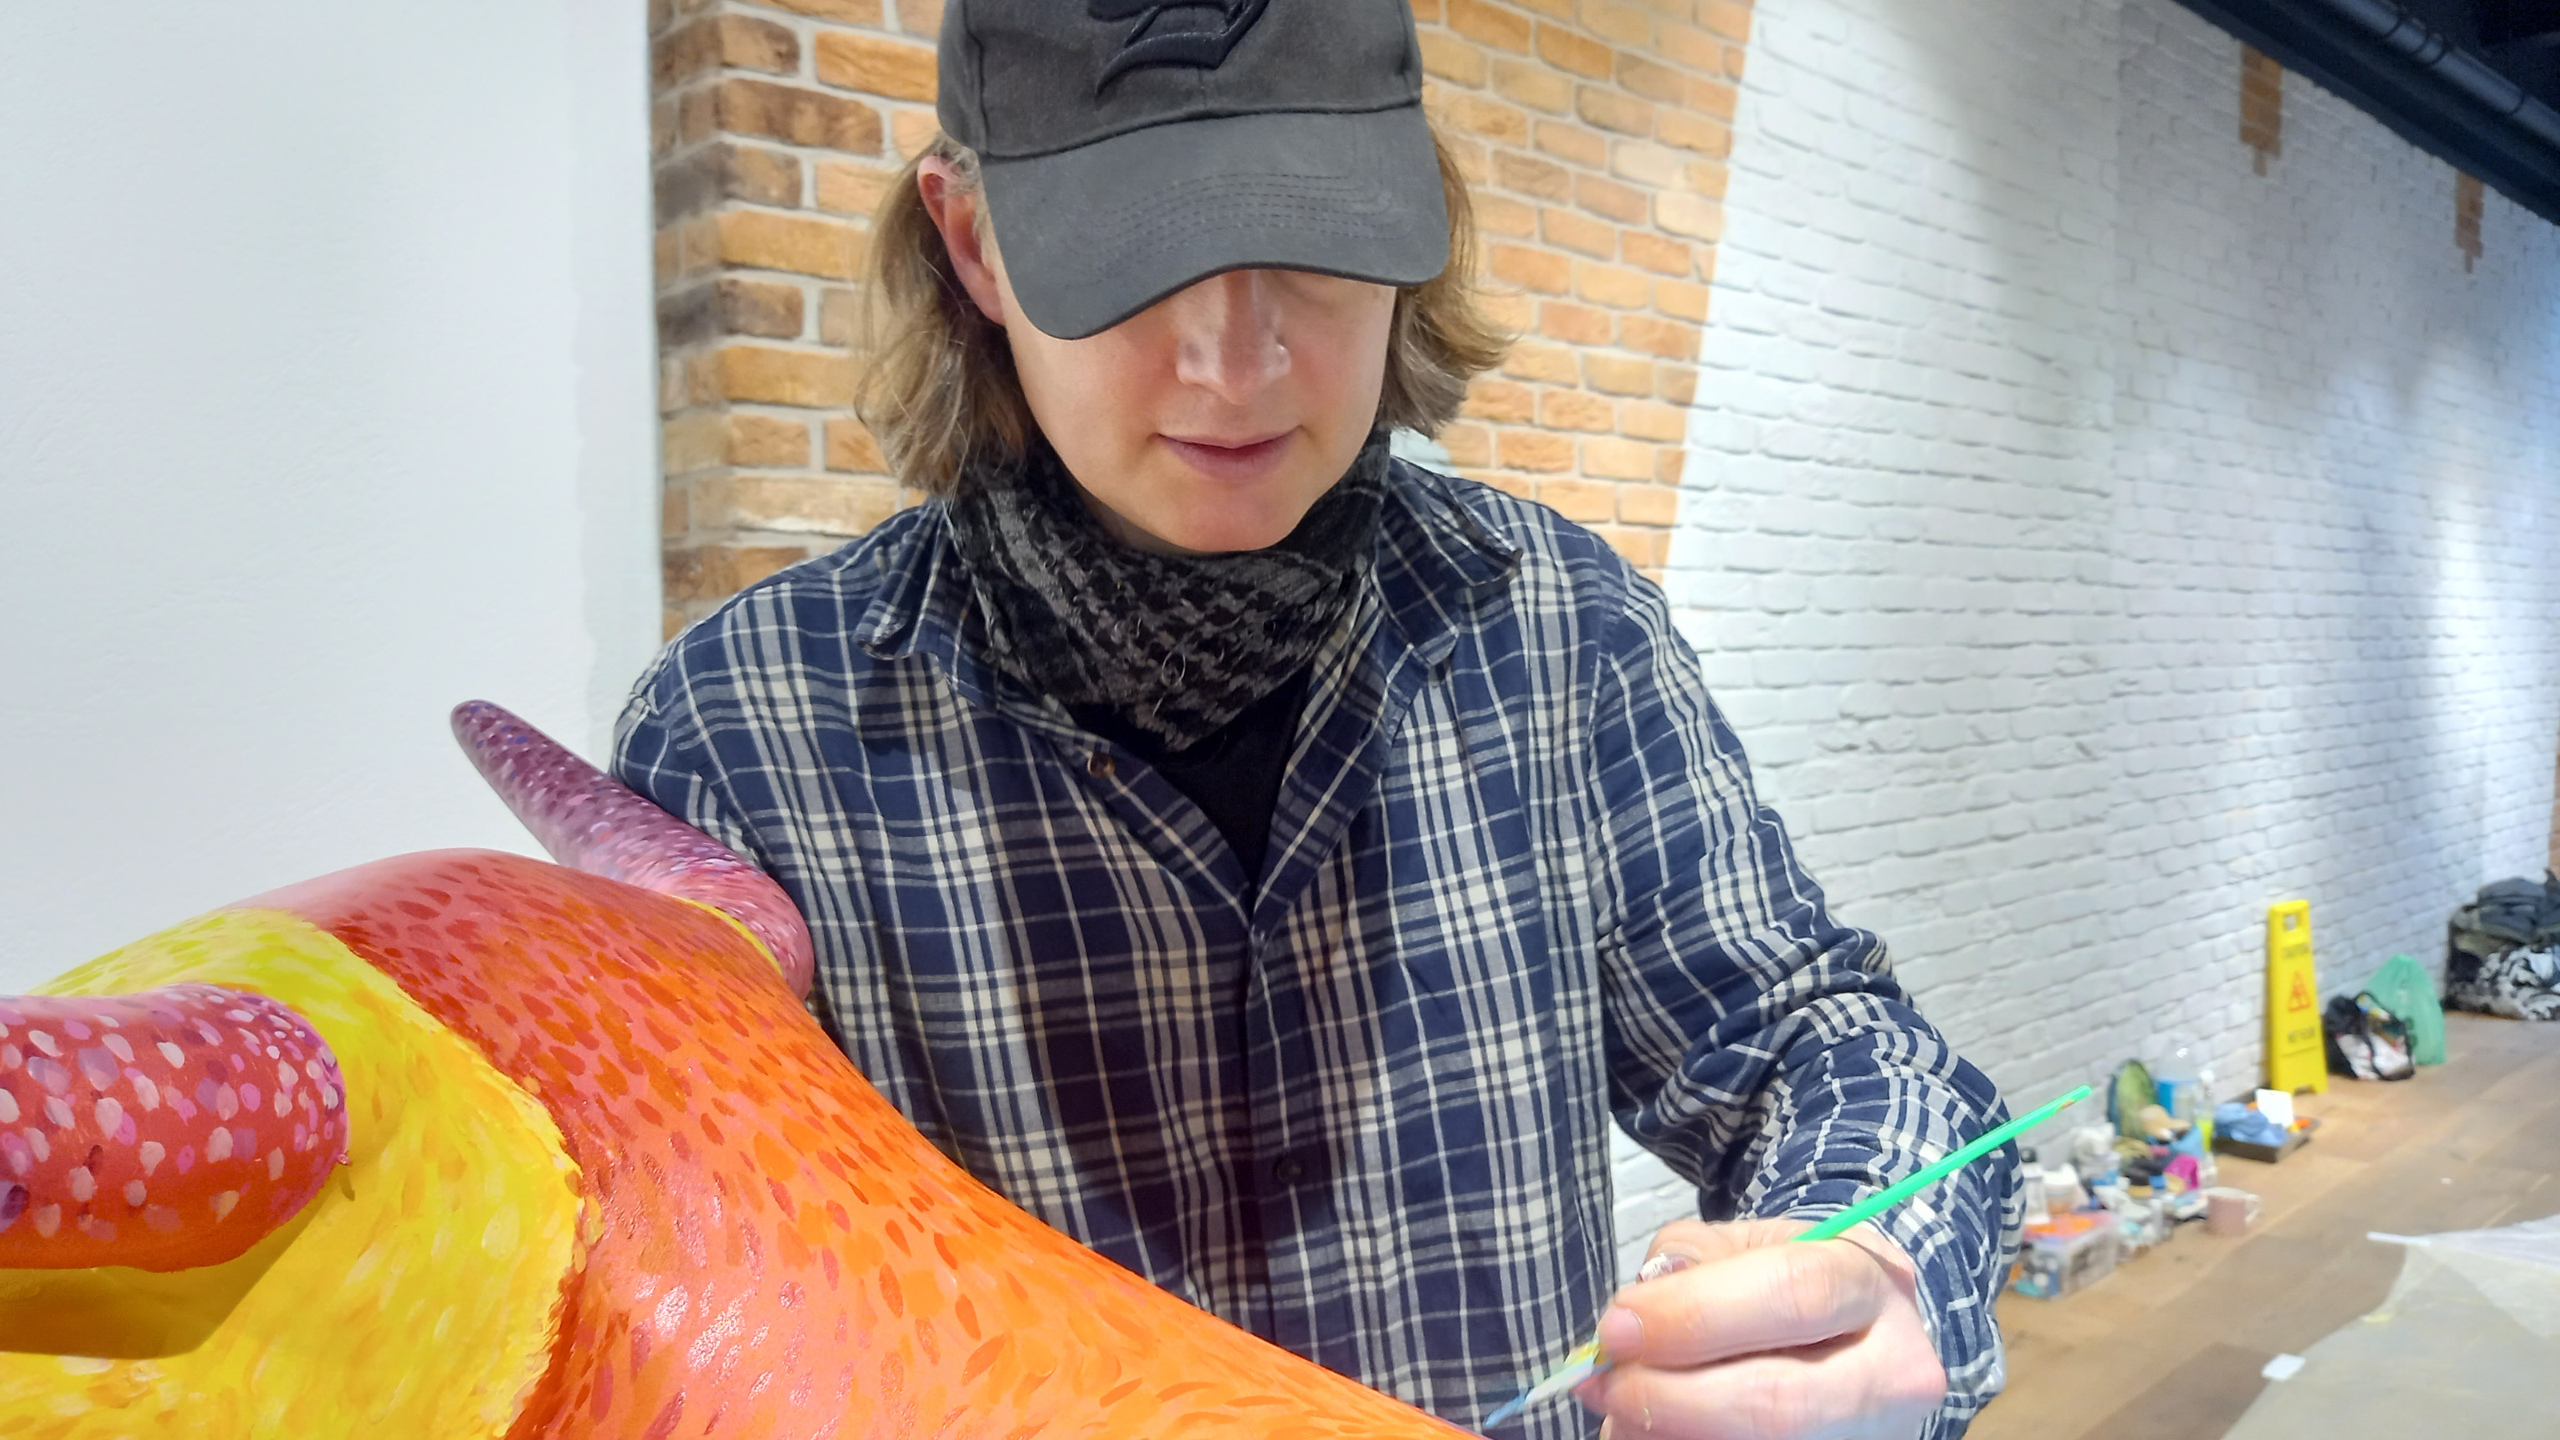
[617,1,2019,1435]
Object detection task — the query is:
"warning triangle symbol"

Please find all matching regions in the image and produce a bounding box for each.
[2288,970,2316,1012]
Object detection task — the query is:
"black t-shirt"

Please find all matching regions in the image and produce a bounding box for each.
[1070,667,1310,887]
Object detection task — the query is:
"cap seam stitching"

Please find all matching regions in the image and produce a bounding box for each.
[971,94,1424,162]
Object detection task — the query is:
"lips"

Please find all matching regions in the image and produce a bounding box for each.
[1165,427,1289,447]
[1162,431,1291,480]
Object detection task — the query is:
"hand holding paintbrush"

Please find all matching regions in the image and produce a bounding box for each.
[1486,1087,2086,1437]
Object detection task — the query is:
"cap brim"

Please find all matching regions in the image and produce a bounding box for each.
[978,104,1450,341]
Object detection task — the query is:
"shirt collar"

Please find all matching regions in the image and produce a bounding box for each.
[1368,458,1523,666]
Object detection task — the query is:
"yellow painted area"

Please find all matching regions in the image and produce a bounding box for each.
[2266,900,2328,1095]
[0,909,583,1438]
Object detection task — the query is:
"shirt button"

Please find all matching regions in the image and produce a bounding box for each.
[1272,1156,1304,1184]
[1087,751,1115,779]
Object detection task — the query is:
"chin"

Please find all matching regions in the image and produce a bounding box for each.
[1156,473,1338,554]
[1172,511,1303,554]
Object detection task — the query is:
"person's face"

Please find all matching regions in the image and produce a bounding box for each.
[920,159,1397,555]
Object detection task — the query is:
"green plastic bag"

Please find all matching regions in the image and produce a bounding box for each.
[2107,1059,2157,1138]
[2365,954,2447,1067]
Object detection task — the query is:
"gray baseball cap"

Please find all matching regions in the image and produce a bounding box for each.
[936,0,1451,340]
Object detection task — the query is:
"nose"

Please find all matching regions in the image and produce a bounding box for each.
[1168,270,1291,405]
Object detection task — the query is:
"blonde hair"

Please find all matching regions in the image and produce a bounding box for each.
[854,126,1511,495]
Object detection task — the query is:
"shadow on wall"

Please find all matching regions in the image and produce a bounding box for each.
[1677,0,2125,1104]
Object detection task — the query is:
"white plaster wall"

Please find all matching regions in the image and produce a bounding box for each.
[0,1,663,987]
[1613,0,2560,1271]
[2103,3,2560,1094]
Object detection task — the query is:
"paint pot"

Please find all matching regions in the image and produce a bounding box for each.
[2205,1186,2262,1238]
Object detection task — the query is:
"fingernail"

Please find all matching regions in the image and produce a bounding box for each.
[1596,1304,1644,1360]
[1635,1251,1695,1284]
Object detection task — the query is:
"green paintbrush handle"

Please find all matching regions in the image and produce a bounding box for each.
[1795,1083,2093,1243]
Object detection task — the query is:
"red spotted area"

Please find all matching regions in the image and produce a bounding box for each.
[0,985,346,1273]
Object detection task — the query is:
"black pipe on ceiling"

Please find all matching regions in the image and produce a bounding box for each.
[2175,0,2560,225]
[2317,0,2560,142]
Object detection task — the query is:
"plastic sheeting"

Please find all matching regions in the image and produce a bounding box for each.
[2221,1213,2560,1438]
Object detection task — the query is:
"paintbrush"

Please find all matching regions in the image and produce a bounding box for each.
[1479,1085,2093,1431]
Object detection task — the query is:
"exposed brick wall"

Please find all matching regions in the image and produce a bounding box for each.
[2458,170,2486,271]
[2240,44,2280,174]
[650,0,1757,632]
[1413,0,1751,575]
[651,0,947,637]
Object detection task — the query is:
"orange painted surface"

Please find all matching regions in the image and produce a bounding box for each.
[237,849,1468,1440]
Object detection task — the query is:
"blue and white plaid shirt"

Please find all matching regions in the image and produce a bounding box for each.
[615,459,2020,1438]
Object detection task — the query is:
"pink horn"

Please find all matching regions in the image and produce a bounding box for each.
[449,701,815,997]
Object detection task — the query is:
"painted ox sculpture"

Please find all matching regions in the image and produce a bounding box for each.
[0,703,1467,1438]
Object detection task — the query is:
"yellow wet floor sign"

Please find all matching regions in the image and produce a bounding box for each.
[2267,900,2328,1094]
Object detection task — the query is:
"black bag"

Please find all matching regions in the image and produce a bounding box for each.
[2324,992,2415,1080]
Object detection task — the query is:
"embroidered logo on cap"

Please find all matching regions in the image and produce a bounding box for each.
[1089,0,1272,88]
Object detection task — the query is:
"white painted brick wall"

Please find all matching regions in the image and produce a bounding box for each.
[1608,0,2560,1277]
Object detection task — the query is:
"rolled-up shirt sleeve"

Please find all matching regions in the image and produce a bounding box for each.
[1585,581,2022,1433]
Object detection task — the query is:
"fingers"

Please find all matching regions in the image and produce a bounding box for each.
[1579,1333,1945,1440]
[1577,1221,1944,1440]
[1637,1217,1816,1273]
[1596,1236,1894,1369]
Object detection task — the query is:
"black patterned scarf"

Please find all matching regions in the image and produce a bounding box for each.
[946,432,1390,751]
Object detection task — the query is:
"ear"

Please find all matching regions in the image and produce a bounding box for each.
[917,158,1009,328]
